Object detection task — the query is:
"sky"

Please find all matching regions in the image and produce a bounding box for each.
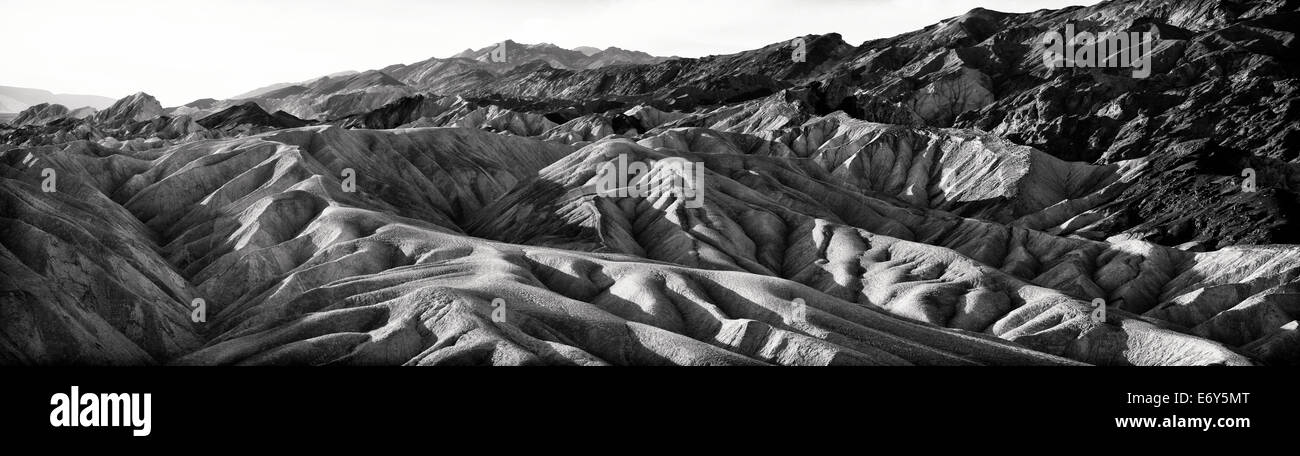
[2,0,1097,106]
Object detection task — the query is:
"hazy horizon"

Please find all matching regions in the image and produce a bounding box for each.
[2,0,1097,106]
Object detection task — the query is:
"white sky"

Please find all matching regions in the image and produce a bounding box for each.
[2,0,1095,106]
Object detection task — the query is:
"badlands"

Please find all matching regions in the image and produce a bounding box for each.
[1,0,1297,365]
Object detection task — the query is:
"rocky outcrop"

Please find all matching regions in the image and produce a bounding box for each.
[623,104,686,130]
[7,104,97,129]
[331,95,460,130]
[198,102,309,132]
[390,101,559,137]
[10,103,71,127]
[91,92,163,128]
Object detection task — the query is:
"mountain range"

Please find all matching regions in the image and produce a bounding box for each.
[185,40,673,121]
[2,0,1298,366]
